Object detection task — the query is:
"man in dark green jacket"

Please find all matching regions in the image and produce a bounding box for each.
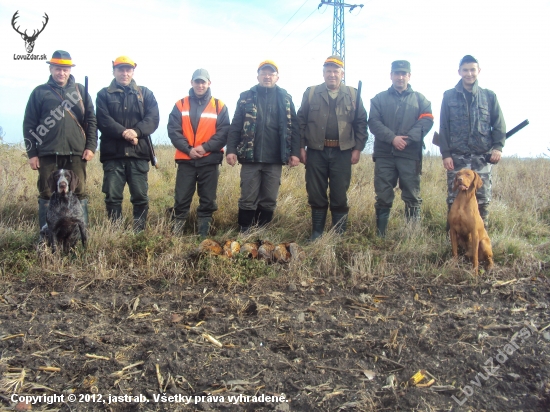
[297,56,368,240]
[439,55,505,226]
[368,60,433,237]
[227,60,300,232]
[96,56,160,231]
[23,50,97,230]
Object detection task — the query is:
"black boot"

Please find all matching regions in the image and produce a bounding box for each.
[79,199,89,226]
[376,208,391,238]
[310,208,328,241]
[38,198,49,230]
[197,216,212,237]
[478,204,489,229]
[238,208,256,233]
[133,205,148,232]
[172,218,186,235]
[331,211,348,235]
[405,206,421,223]
[255,208,274,228]
[106,205,122,222]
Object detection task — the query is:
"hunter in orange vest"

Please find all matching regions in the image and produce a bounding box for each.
[167,68,230,236]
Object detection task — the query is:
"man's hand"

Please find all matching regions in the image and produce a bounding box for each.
[443,157,454,170]
[122,129,138,145]
[288,156,300,167]
[351,149,361,165]
[300,148,307,165]
[489,149,502,164]
[226,154,237,166]
[392,135,408,151]
[189,148,204,160]
[82,149,94,161]
[29,156,40,170]
[194,145,206,156]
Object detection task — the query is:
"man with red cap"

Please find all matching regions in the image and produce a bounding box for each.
[96,56,160,232]
[227,60,300,233]
[23,50,97,231]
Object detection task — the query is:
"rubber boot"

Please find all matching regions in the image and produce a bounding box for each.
[79,199,89,226]
[238,208,256,233]
[405,206,421,223]
[106,205,122,222]
[310,208,328,241]
[38,198,49,230]
[255,208,274,228]
[478,204,489,229]
[197,216,212,238]
[133,205,148,233]
[331,211,348,235]
[173,218,186,235]
[376,208,391,238]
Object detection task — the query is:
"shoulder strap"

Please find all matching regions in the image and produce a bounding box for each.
[136,86,145,119]
[48,85,86,139]
[75,84,85,115]
[347,86,356,110]
[308,86,316,104]
[215,98,219,114]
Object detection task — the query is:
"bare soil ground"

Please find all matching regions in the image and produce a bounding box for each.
[1,268,549,411]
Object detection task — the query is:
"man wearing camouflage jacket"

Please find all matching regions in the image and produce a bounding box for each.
[439,55,506,226]
[227,60,300,232]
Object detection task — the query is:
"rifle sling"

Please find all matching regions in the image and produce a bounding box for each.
[48,85,86,140]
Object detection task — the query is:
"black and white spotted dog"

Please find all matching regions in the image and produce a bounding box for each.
[40,169,87,253]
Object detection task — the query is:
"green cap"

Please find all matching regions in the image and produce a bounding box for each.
[391,60,411,73]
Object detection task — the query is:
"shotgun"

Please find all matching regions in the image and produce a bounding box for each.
[355,80,362,120]
[146,135,158,169]
[83,76,89,133]
[432,119,529,148]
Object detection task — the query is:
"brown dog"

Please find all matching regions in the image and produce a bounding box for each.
[449,169,494,274]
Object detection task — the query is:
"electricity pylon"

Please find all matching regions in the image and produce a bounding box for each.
[318,0,363,66]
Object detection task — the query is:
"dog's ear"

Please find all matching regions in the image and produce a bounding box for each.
[473,171,483,190]
[68,170,79,193]
[452,174,460,192]
[47,170,58,194]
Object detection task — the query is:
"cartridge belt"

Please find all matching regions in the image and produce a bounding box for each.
[324,139,340,147]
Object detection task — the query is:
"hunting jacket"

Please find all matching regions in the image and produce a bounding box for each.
[23,75,98,159]
[96,79,160,163]
[439,80,506,159]
[227,85,300,164]
[167,88,230,166]
[368,85,434,161]
[297,83,368,151]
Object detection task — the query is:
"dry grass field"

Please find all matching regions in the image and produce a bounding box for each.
[0,144,549,411]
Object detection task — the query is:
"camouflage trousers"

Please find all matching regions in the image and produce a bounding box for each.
[446,154,492,205]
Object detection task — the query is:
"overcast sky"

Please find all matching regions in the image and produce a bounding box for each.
[0,0,548,157]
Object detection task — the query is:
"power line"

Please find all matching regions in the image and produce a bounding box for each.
[278,8,318,46]
[269,0,310,43]
[300,24,332,49]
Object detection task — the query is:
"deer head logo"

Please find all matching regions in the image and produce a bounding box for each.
[11,11,49,54]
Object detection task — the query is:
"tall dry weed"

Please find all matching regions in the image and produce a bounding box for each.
[0,143,548,286]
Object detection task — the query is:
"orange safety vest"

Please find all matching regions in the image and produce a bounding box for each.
[174,97,224,160]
